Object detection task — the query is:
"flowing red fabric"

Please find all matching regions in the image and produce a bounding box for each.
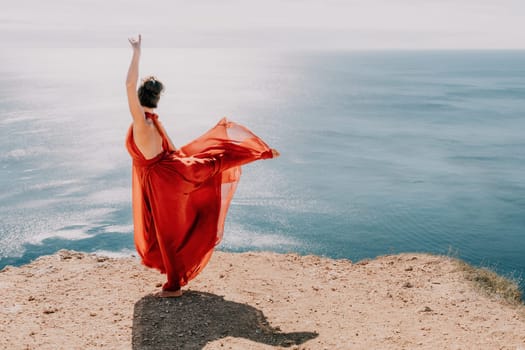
[126,112,273,291]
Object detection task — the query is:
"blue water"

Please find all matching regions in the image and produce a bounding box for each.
[1,49,524,293]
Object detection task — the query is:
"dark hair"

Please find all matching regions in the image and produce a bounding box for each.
[138,76,164,108]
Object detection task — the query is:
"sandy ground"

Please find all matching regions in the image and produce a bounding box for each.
[1,250,524,350]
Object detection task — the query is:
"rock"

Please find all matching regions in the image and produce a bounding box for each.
[43,307,58,314]
[58,250,84,261]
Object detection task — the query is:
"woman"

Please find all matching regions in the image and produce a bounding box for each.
[126,35,279,297]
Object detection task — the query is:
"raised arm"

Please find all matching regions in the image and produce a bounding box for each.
[126,34,146,124]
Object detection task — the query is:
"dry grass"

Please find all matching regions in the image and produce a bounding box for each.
[452,258,523,306]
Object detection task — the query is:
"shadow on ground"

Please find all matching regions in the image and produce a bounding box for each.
[132,291,318,349]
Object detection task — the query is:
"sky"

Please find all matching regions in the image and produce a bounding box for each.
[2,0,525,49]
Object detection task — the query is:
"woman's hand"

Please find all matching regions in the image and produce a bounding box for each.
[128,34,142,52]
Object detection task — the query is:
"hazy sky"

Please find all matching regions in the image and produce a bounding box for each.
[2,0,525,49]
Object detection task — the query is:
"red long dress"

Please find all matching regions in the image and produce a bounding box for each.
[126,112,274,291]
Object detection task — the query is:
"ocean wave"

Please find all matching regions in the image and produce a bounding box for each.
[28,228,95,244]
[0,113,39,125]
[102,224,133,234]
[15,198,62,210]
[91,249,137,258]
[28,179,83,191]
[221,224,301,250]
[1,147,50,160]
[11,128,51,135]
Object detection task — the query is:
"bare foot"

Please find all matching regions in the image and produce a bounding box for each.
[271,148,280,158]
[153,289,183,298]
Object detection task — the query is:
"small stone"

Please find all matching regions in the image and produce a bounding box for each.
[405,266,413,271]
[421,306,433,312]
[403,282,413,288]
[89,312,97,317]
[28,296,36,302]
[43,308,57,314]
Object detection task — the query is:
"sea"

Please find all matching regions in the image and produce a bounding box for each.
[1,49,524,294]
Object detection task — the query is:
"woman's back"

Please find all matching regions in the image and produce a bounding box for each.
[132,113,163,160]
